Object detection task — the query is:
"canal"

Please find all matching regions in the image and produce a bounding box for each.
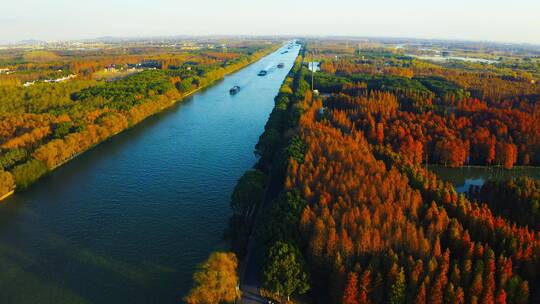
[0,42,300,304]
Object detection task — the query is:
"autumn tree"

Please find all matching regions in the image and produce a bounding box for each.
[0,170,15,197]
[342,272,359,304]
[184,252,241,304]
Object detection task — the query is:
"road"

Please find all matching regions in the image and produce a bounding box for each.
[240,231,267,303]
[239,172,284,304]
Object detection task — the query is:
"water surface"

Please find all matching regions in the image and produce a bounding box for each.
[430,165,540,193]
[0,42,300,304]
[409,54,498,64]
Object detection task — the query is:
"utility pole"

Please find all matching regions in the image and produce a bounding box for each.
[311,51,314,91]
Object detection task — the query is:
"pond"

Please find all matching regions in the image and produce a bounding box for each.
[409,54,498,64]
[430,165,540,193]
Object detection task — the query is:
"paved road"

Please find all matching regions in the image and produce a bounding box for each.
[240,232,267,303]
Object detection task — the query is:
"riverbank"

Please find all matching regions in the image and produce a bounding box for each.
[0,190,14,201]
[0,44,280,202]
[236,47,306,304]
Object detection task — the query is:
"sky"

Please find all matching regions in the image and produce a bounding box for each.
[2,0,540,45]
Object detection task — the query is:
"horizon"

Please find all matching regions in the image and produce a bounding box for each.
[4,34,540,49]
[2,0,540,45]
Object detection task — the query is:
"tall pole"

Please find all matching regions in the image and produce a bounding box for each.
[311,51,314,92]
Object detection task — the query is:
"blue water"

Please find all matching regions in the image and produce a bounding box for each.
[0,43,300,304]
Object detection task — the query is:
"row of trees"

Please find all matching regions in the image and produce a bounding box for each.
[184,44,308,304]
[256,58,314,302]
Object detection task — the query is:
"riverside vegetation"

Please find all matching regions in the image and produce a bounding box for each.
[190,40,540,303]
[0,40,279,199]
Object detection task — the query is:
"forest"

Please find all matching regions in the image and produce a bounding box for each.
[315,48,540,169]
[0,41,277,198]
[222,42,540,304]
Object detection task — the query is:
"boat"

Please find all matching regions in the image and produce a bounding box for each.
[258,70,267,76]
[277,63,284,68]
[229,85,240,95]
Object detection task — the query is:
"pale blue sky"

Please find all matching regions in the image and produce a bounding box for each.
[2,0,540,44]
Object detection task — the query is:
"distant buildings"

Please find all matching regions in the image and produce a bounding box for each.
[105,65,117,72]
[43,74,77,83]
[23,74,77,87]
[139,60,160,68]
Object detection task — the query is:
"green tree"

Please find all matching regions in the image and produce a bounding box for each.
[389,267,406,304]
[259,190,307,245]
[177,78,195,92]
[230,170,266,219]
[184,252,241,304]
[11,159,48,190]
[52,121,73,139]
[263,241,310,302]
[0,148,28,171]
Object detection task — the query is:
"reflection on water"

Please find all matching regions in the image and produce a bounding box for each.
[430,165,540,193]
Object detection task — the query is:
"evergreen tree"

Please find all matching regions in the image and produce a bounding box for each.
[388,267,406,304]
[263,241,310,302]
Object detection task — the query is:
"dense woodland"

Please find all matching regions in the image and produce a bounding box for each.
[468,177,540,230]
[0,41,277,198]
[237,42,540,304]
[313,45,540,169]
